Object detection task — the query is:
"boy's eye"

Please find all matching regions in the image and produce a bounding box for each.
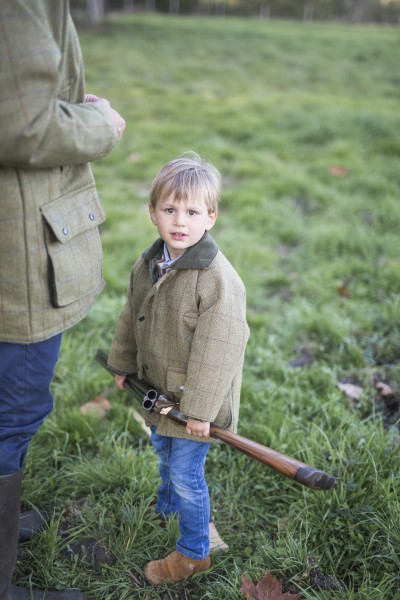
[165,208,174,214]
[188,210,197,216]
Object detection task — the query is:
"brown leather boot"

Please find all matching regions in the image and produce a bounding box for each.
[143,551,210,585]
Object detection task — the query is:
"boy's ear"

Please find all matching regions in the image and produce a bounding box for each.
[149,203,157,225]
[205,210,217,231]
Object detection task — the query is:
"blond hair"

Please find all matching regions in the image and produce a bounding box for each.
[150,152,221,214]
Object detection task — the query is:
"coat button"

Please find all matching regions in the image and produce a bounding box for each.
[138,316,145,321]
[62,226,68,236]
[144,364,148,370]
[89,212,95,221]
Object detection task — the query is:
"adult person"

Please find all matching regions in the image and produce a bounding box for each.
[0,1,126,599]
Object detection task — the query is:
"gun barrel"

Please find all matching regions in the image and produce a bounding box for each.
[142,389,158,411]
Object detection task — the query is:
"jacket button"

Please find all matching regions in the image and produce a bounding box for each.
[138,316,145,321]
[62,226,68,236]
[144,364,148,370]
[89,212,95,221]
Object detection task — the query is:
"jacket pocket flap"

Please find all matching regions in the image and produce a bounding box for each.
[41,184,106,243]
[166,367,187,396]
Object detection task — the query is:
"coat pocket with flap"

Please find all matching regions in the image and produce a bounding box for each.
[166,367,187,401]
[41,184,106,308]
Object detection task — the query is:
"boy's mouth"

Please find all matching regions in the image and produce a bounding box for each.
[171,232,187,239]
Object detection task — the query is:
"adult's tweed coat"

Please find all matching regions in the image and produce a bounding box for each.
[108,234,250,442]
[0,0,118,343]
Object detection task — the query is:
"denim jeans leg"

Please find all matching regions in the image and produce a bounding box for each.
[150,427,179,517]
[169,437,211,561]
[0,334,62,475]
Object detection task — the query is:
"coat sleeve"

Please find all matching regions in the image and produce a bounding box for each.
[0,1,118,169]
[179,266,250,423]
[107,268,138,375]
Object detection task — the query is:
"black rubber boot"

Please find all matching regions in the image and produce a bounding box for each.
[19,510,47,543]
[0,471,85,600]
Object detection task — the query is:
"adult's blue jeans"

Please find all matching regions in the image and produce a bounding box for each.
[0,334,62,476]
[151,427,211,560]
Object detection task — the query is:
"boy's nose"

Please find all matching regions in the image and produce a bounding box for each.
[173,212,185,226]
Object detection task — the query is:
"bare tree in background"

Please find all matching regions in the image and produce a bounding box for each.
[87,0,104,23]
[349,0,364,20]
[259,2,270,18]
[303,0,314,19]
[169,0,181,13]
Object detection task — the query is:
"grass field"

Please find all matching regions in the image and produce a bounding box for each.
[17,15,400,600]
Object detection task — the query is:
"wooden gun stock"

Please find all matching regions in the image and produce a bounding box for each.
[96,350,336,491]
[152,399,336,491]
[210,426,336,490]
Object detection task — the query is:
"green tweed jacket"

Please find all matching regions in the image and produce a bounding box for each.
[108,233,250,442]
[0,0,118,343]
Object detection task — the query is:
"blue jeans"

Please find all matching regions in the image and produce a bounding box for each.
[151,427,211,560]
[0,334,62,475]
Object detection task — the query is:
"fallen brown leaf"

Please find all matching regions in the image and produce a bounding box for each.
[337,285,350,298]
[241,570,301,599]
[375,381,399,411]
[329,166,349,177]
[80,395,112,417]
[338,277,352,297]
[337,382,363,401]
[375,381,394,397]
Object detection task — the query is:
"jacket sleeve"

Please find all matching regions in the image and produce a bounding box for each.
[0,1,118,169]
[180,267,250,423]
[108,269,138,375]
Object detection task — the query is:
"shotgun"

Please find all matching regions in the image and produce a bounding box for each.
[96,350,336,491]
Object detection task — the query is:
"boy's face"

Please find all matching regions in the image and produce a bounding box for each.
[149,194,216,260]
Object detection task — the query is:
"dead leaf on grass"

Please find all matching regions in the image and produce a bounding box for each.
[329,166,349,177]
[337,285,350,297]
[337,277,352,297]
[375,381,394,397]
[80,395,112,417]
[241,570,301,599]
[337,382,363,401]
[375,381,399,411]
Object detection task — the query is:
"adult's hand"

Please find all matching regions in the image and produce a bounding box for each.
[85,94,126,141]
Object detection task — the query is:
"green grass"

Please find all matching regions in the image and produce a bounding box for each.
[17,15,400,599]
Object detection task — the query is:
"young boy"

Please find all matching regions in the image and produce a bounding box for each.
[107,153,249,585]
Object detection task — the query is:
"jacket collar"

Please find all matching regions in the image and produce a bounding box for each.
[142,232,218,270]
